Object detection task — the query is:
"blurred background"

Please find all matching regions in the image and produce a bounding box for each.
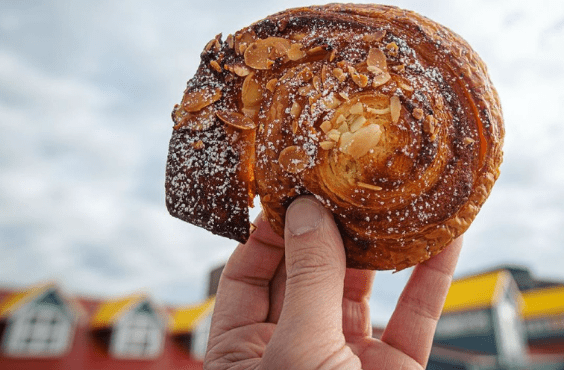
[1,0,563,327]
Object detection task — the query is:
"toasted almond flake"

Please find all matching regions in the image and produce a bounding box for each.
[291,120,299,134]
[241,107,258,120]
[349,102,364,115]
[390,96,401,123]
[392,64,405,73]
[352,73,369,88]
[216,111,257,130]
[233,64,251,77]
[320,120,332,133]
[287,43,306,61]
[398,80,414,92]
[261,194,272,202]
[339,132,353,151]
[362,30,386,43]
[320,141,336,150]
[329,49,337,62]
[291,33,306,41]
[323,94,341,109]
[336,114,346,124]
[244,37,291,70]
[298,84,314,96]
[464,137,475,145]
[423,115,436,135]
[290,102,302,118]
[350,115,367,132]
[327,129,341,142]
[372,70,392,87]
[307,45,326,55]
[338,91,350,101]
[412,108,424,120]
[337,122,349,133]
[210,60,222,72]
[332,68,347,82]
[367,107,390,115]
[357,182,382,191]
[367,48,387,70]
[266,78,278,92]
[320,64,329,84]
[204,38,215,52]
[239,43,248,55]
[386,42,399,56]
[309,93,321,106]
[341,124,382,159]
[191,140,205,150]
[182,87,222,112]
[226,34,234,49]
[242,73,263,107]
[278,146,309,174]
[312,76,322,91]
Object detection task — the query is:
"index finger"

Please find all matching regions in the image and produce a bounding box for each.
[211,214,285,335]
[380,237,463,367]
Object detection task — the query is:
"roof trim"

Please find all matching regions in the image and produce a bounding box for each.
[170,296,215,334]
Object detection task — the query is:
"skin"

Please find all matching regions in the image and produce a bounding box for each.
[204,196,463,370]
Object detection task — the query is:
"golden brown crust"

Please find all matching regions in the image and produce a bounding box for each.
[165,4,504,270]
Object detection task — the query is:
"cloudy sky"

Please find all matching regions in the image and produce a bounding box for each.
[1,0,563,325]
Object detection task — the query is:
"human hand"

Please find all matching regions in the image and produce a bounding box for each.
[204,196,462,370]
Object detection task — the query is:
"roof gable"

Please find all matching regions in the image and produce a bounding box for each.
[170,296,215,334]
[0,282,77,320]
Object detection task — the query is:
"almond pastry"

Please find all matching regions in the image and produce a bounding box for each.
[165,4,504,270]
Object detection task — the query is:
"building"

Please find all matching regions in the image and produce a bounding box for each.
[425,266,564,370]
[0,282,212,369]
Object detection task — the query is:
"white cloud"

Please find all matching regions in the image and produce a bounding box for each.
[1,0,563,328]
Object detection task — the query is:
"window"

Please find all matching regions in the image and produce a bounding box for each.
[2,291,73,357]
[191,313,212,360]
[110,302,163,359]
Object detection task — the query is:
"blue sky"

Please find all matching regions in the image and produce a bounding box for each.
[1,0,563,325]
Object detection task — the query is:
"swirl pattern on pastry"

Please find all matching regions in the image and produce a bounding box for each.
[165,4,504,270]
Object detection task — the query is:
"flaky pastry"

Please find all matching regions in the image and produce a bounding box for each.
[165,4,504,270]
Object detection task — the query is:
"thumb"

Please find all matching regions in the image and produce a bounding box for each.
[279,196,346,332]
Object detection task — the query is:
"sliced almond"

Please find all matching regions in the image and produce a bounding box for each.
[333,68,347,82]
[320,141,336,150]
[191,140,205,150]
[278,146,309,174]
[244,37,291,70]
[386,42,399,56]
[312,76,322,91]
[336,114,346,124]
[290,102,302,118]
[326,129,341,142]
[266,78,278,92]
[182,86,222,112]
[337,122,349,133]
[357,182,382,191]
[349,102,364,115]
[423,115,436,135]
[323,94,341,109]
[226,34,235,49]
[390,95,401,123]
[216,111,257,130]
[343,124,383,159]
[464,137,475,145]
[210,60,222,72]
[367,107,390,115]
[371,68,392,87]
[367,48,387,70]
[233,64,251,77]
[320,120,333,133]
[338,91,350,101]
[242,73,263,107]
[412,108,424,120]
[349,115,367,132]
[352,73,369,88]
[287,43,306,61]
[363,30,386,43]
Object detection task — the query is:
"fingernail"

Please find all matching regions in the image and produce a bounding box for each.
[286,197,323,236]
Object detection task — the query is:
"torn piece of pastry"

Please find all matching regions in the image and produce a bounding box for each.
[165,4,504,271]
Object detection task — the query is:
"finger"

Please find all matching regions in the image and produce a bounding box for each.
[342,268,375,340]
[211,214,285,335]
[380,237,463,367]
[266,259,286,323]
[277,196,346,335]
